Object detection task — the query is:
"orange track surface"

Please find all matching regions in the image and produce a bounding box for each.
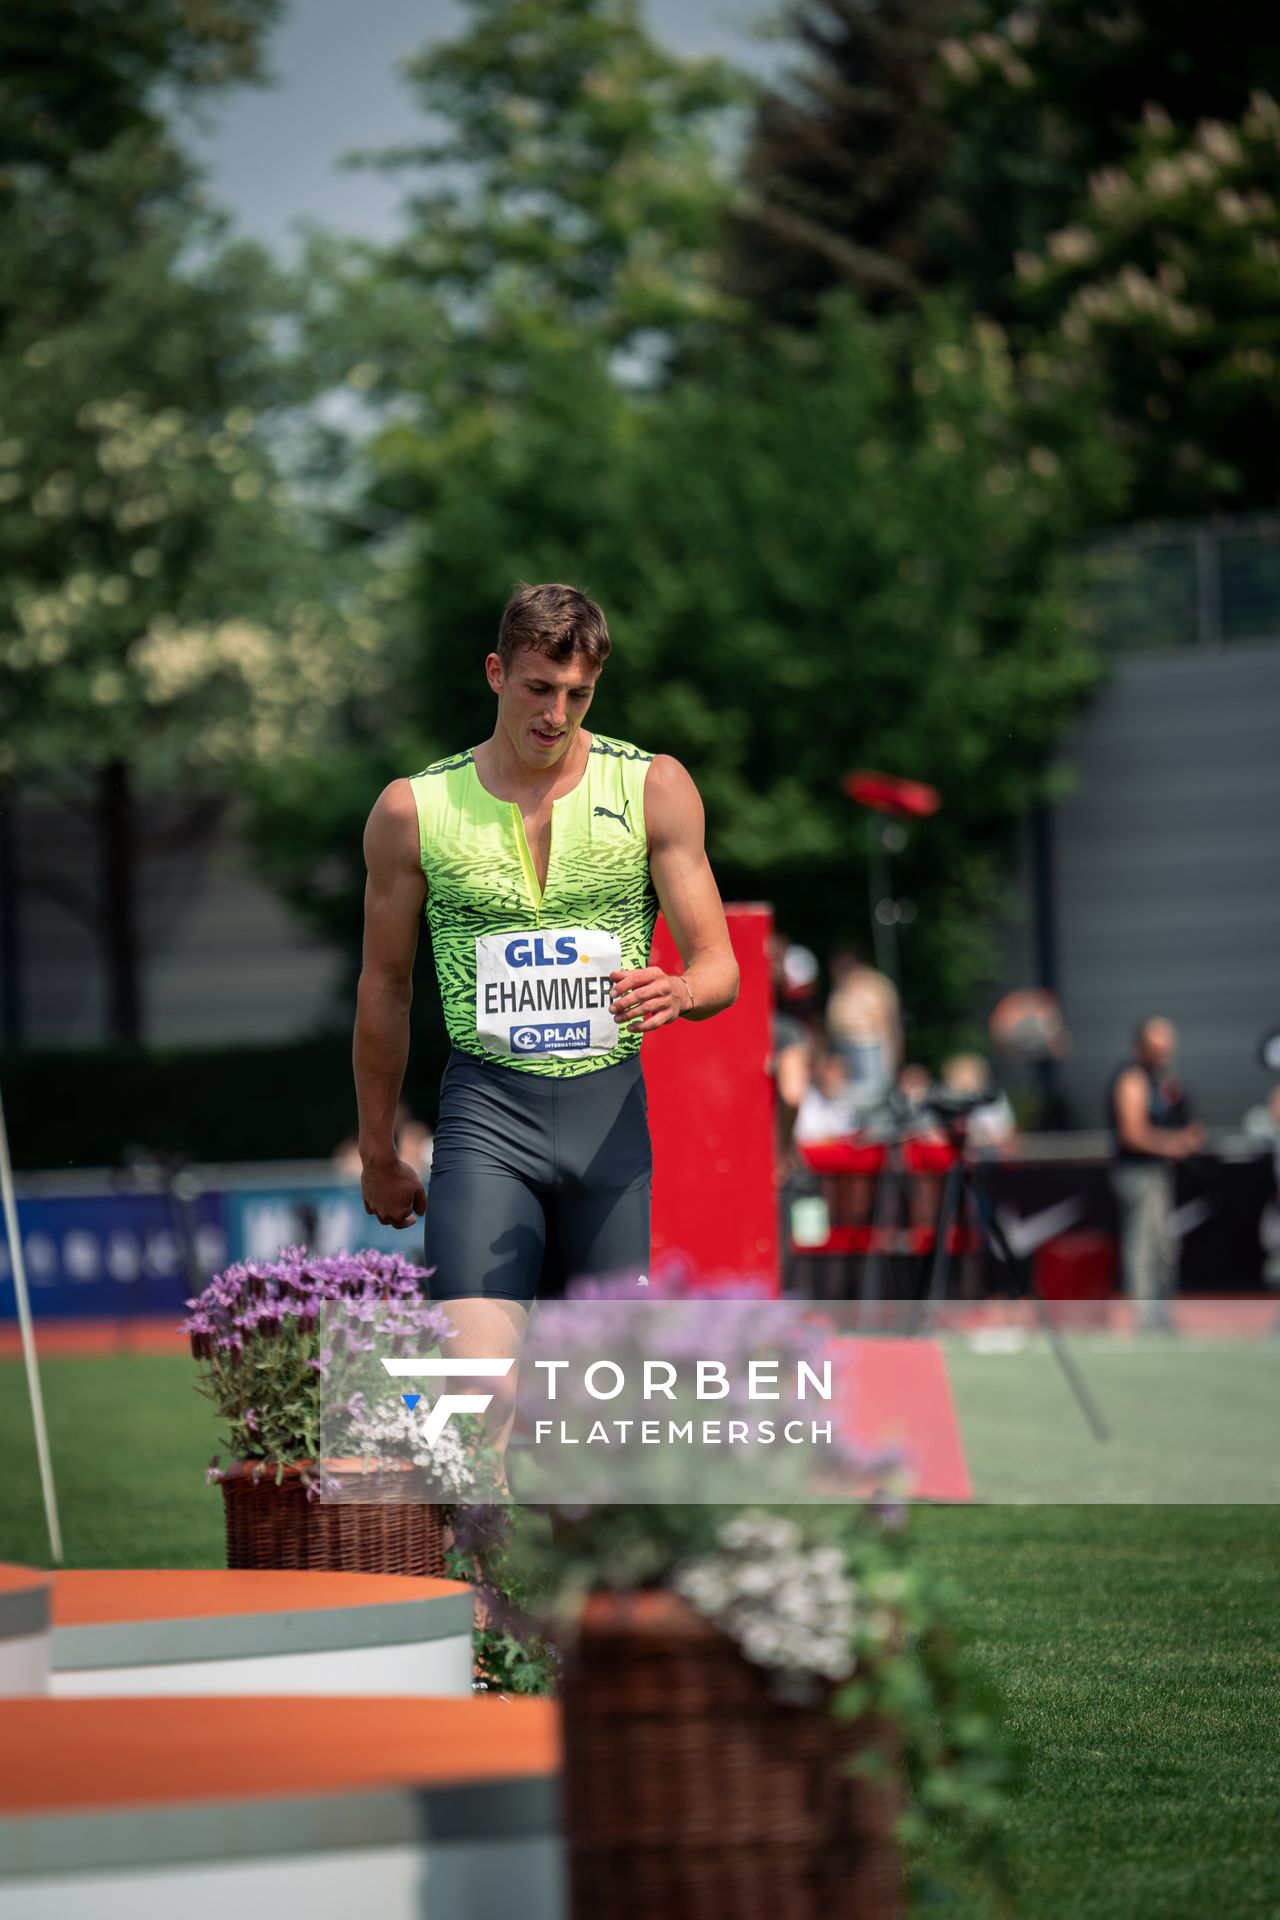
[0,1695,560,1815]
[0,1318,185,1359]
[0,1564,49,1597]
[52,1567,470,1627]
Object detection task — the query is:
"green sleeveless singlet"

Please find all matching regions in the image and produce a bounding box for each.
[408,734,659,1077]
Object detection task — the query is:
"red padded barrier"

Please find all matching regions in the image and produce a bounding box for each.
[1034,1231,1117,1300]
[646,904,778,1294]
[833,1336,972,1501]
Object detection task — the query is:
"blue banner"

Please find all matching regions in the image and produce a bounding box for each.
[220,1182,424,1264]
[0,1178,430,1322]
[0,1190,227,1321]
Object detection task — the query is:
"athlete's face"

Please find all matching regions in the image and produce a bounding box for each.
[487,646,600,767]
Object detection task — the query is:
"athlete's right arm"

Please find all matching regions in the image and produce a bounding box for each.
[354,779,429,1229]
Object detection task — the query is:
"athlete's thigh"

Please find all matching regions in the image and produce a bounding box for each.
[552,1057,652,1291]
[424,1167,547,1305]
[553,1180,651,1293]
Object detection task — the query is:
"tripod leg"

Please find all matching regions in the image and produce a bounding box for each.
[973,1171,1111,1444]
[862,1144,904,1325]
[910,1159,962,1337]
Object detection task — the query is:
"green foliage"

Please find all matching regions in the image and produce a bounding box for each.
[239,0,1125,1040]
[731,1,1280,519]
[0,128,383,793]
[0,0,402,1038]
[729,0,1280,328]
[369,292,1118,1023]
[1016,96,1280,517]
[0,0,280,179]
[0,1035,427,1170]
[240,0,751,1001]
[935,0,1280,316]
[358,0,746,374]
[477,1499,1020,1911]
[726,0,959,322]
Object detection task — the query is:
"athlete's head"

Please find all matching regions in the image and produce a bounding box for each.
[487,582,610,767]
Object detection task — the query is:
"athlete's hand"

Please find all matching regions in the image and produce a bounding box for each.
[609,966,689,1034]
[361,1153,427,1229]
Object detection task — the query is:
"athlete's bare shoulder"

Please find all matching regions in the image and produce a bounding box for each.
[364,777,423,879]
[644,753,705,849]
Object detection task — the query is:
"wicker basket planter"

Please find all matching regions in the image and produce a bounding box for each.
[559,1588,905,1920]
[220,1461,448,1578]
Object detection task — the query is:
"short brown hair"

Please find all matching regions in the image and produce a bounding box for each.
[497,582,611,673]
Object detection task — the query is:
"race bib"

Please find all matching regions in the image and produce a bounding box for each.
[475,928,623,1060]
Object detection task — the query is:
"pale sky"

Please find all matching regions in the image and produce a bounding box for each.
[188,0,784,254]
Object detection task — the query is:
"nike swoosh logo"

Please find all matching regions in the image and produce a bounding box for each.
[995,1197,1086,1260]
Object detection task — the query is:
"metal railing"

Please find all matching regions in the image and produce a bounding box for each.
[1081,514,1280,652]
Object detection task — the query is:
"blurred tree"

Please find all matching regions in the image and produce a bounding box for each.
[936,0,1280,316]
[0,0,386,1044]
[729,0,1280,325]
[1014,96,1280,517]
[403,295,1121,1028]
[242,0,747,976]
[357,0,746,386]
[0,0,279,177]
[724,0,958,324]
[241,0,1126,1045]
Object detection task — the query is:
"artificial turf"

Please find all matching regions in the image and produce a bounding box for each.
[2,1352,1278,1918]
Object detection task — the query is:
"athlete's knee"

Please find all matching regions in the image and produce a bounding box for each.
[437,1296,528,1432]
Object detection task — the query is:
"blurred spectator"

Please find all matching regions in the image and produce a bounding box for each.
[794,1047,861,1145]
[768,930,818,1175]
[779,939,822,1025]
[394,1102,434,1181]
[332,1102,433,1183]
[941,1053,1017,1151]
[826,948,901,1106]
[332,1134,362,1179]
[1108,1018,1205,1332]
[896,1061,933,1117]
[1241,1082,1280,1174]
[1242,1084,1280,1289]
[989,987,1072,1130]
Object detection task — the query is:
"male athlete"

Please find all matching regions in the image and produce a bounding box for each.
[353,581,739,1434]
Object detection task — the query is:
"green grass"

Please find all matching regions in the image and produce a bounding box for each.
[2,1355,1278,1918]
[910,1505,1280,1919]
[942,1333,1280,1502]
[0,1353,224,1568]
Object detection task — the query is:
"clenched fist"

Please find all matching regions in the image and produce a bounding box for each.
[361,1152,427,1230]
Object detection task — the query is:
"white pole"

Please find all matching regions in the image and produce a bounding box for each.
[0,1083,63,1564]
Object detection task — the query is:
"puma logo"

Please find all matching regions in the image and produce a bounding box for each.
[594,800,632,833]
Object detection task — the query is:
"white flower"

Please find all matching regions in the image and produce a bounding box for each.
[674,1523,864,1695]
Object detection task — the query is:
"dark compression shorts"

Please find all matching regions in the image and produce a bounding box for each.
[423,1049,652,1304]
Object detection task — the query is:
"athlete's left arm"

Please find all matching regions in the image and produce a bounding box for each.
[609,755,739,1033]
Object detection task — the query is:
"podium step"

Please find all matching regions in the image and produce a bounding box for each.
[0,1693,562,1920]
[48,1567,475,1698]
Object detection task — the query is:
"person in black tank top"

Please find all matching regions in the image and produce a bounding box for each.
[1108,1018,1204,1331]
